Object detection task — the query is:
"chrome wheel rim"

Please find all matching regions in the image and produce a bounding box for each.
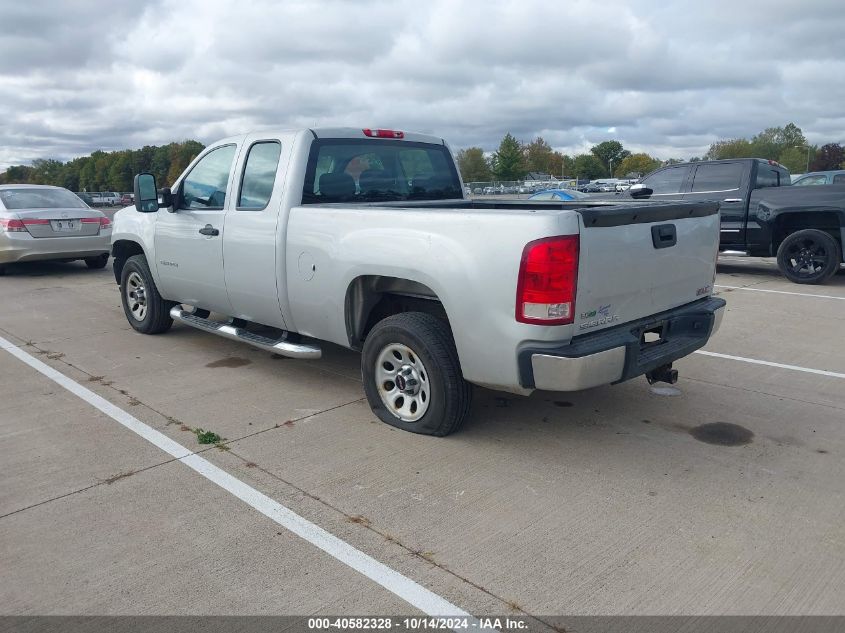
[125,272,148,321]
[375,343,430,422]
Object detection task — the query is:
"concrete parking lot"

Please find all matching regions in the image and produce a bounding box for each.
[1,256,844,625]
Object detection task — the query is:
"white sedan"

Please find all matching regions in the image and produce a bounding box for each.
[0,184,112,276]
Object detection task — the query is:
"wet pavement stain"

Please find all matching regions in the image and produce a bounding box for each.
[206,357,252,368]
[690,422,754,446]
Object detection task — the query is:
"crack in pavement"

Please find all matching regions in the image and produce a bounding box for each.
[684,375,845,412]
[223,447,558,631]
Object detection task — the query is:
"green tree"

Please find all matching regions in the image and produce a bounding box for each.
[107,152,134,191]
[590,140,630,176]
[572,154,605,179]
[491,133,525,181]
[455,147,492,182]
[615,153,661,178]
[705,138,755,160]
[523,137,555,174]
[778,146,813,173]
[0,165,34,184]
[31,159,64,186]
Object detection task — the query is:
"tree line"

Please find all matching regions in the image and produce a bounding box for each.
[0,141,206,192]
[457,135,665,183]
[703,123,843,174]
[457,122,844,183]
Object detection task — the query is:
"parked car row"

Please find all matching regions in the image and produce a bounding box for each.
[73,192,134,207]
[470,182,574,195]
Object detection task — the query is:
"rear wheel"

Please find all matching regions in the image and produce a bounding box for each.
[776,229,841,284]
[120,255,174,334]
[84,253,109,269]
[361,312,472,436]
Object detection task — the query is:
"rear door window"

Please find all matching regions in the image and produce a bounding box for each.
[755,166,780,189]
[238,141,282,210]
[834,174,845,184]
[690,163,743,193]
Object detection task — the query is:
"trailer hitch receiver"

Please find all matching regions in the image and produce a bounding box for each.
[646,363,678,385]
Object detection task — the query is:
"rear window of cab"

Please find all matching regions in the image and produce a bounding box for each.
[301,139,462,204]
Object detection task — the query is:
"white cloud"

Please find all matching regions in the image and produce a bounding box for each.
[1,0,844,169]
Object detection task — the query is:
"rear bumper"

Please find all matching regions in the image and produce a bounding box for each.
[519,297,726,391]
[0,232,111,264]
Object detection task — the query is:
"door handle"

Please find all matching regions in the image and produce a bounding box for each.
[723,198,742,203]
[651,223,677,249]
[199,224,219,236]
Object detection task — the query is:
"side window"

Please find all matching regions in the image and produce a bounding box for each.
[793,175,827,186]
[755,167,779,189]
[690,163,742,193]
[181,145,237,210]
[833,174,845,185]
[238,142,282,209]
[532,192,555,200]
[640,165,690,195]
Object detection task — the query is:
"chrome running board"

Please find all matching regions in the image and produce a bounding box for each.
[169,307,321,360]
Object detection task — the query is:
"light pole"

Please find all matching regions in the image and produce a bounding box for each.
[608,158,614,178]
[793,145,811,173]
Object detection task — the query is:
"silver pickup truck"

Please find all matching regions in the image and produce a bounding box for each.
[111,127,725,436]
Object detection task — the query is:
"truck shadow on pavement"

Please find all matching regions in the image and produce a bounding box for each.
[0,260,112,278]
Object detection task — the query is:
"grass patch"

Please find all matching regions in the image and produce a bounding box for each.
[193,428,224,444]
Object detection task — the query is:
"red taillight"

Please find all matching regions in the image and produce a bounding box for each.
[0,218,27,232]
[100,216,111,229]
[516,235,579,325]
[21,218,50,225]
[363,128,404,139]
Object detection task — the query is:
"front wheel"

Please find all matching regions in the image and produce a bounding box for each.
[120,254,174,334]
[776,229,842,284]
[361,312,472,436]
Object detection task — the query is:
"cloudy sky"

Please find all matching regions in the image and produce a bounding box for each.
[2,0,844,169]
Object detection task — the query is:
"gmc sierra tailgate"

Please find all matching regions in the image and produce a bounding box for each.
[574,202,720,333]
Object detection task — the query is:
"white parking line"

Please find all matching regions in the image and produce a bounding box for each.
[694,350,845,379]
[715,284,845,301]
[0,335,484,629]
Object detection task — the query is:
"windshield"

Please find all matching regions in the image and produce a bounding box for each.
[0,188,88,210]
[302,139,462,204]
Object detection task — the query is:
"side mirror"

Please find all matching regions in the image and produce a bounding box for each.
[134,173,160,213]
[629,183,653,199]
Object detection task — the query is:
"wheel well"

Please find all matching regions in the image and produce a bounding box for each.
[771,212,843,255]
[111,240,146,284]
[345,276,449,349]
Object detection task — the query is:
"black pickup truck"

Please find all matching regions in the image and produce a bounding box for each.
[614,158,845,284]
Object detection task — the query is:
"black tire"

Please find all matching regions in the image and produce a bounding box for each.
[120,254,174,334]
[776,229,842,285]
[0,266,6,277]
[361,312,472,436]
[84,253,109,269]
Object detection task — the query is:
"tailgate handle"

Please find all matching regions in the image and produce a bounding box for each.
[651,224,676,249]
